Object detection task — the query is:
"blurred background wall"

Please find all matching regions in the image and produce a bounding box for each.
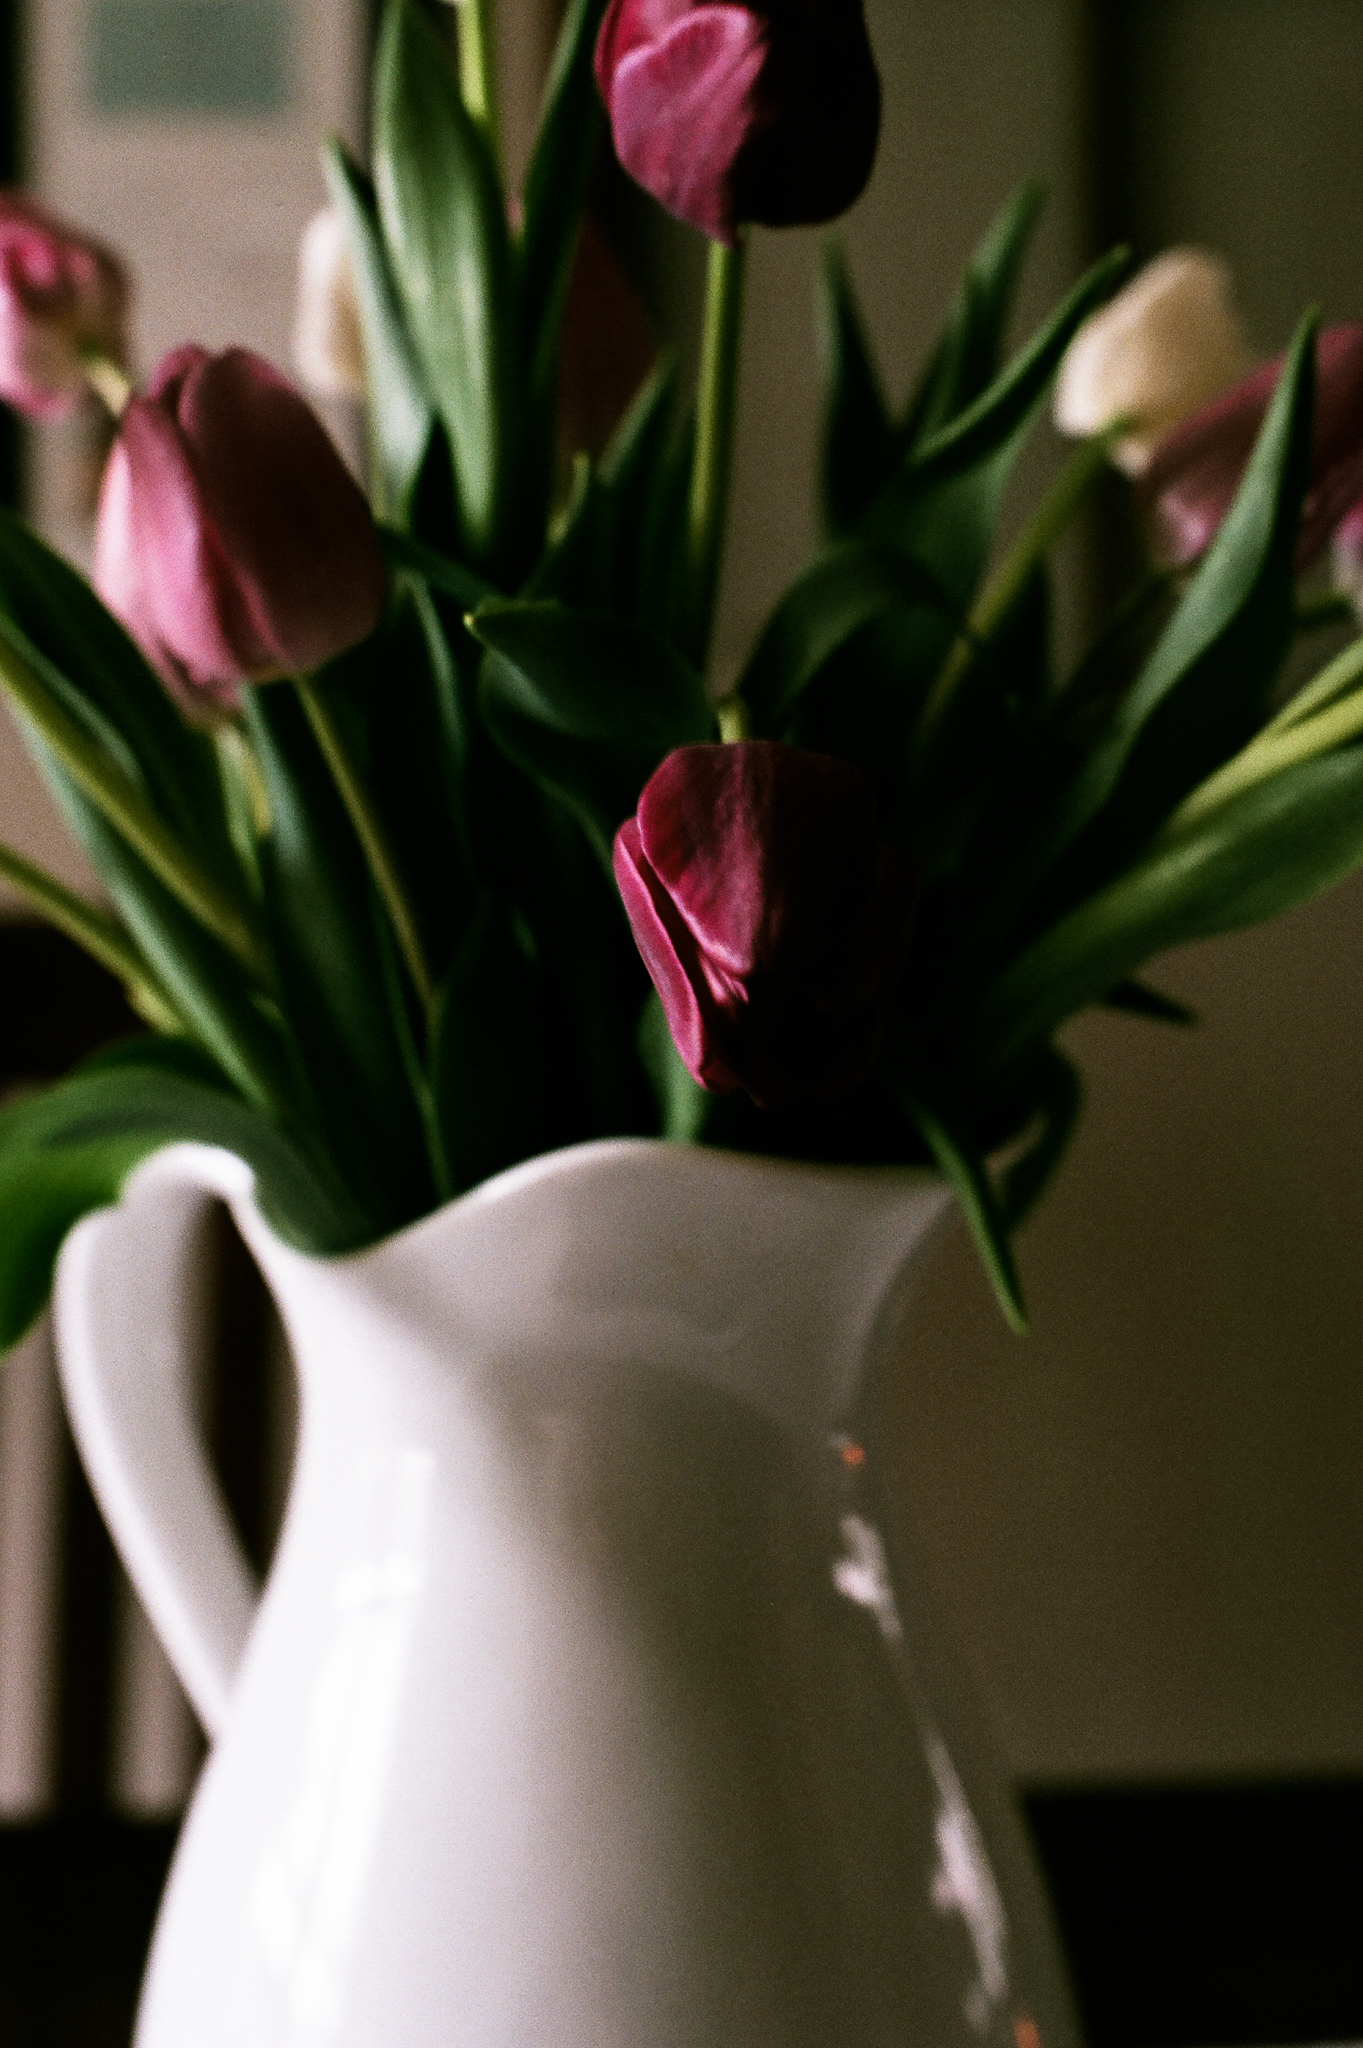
[0,0,1362,1817]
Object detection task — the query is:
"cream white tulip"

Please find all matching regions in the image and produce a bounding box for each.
[1054,248,1253,475]
[291,205,365,401]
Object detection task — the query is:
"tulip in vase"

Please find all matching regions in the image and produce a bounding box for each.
[2,0,1363,2040]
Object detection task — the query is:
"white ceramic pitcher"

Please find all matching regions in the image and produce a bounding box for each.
[53,1135,1080,2048]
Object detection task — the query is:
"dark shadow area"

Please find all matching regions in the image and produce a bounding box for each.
[3,1782,1363,2043]
[0,1817,175,2046]
[0,922,141,1078]
[1025,1777,1363,2048]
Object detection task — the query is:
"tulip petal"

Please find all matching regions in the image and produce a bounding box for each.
[606,8,769,244]
[613,814,742,1091]
[116,392,266,706]
[1143,323,1363,571]
[621,742,911,1107]
[595,0,694,77]
[172,348,385,676]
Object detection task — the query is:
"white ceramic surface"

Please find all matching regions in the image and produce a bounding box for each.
[54,1136,1081,2048]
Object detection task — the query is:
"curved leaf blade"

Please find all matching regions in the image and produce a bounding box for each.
[980,739,1363,1071]
[739,539,961,734]
[818,239,895,538]
[471,600,714,863]
[1046,312,1319,878]
[0,509,235,879]
[900,179,1048,455]
[0,1047,367,1350]
[518,0,609,404]
[374,0,514,561]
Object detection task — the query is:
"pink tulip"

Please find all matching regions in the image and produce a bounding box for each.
[0,191,127,419]
[94,345,386,719]
[594,0,880,247]
[1140,324,1363,570]
[614,741,911,1107]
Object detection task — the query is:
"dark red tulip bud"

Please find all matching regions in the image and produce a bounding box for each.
[594,0,881,247]
[614,740,911,1107]
[1140,323,1363,570]
[94,345,386,720]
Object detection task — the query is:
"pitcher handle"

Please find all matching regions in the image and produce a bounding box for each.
[52,1142,265,1740]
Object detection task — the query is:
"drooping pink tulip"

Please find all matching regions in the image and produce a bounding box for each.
[1140,324,1363,570]
[94,345,386,719]
[0,192,127,419]
[594,0,880,247]
[614,740,911,1107]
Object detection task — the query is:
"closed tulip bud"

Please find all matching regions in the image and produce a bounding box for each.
[594,0,881,247]
[292,205,366,401]
[1140,323,1363,570]
[613,740,912,1107]
[94,345,385,720]
[0,191,128,420]
[1054,249,1253,476]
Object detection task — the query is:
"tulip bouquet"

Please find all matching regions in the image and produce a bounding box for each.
[0,0,1362,1339]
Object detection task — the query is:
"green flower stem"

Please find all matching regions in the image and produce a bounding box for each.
[1161,635,1363,839]
[0,835,180,1031]
[78,347,132,417]
[295,675,436,1027]
[686,235,748,673]
[453,0,500,160]
[915,429,1122,759]
[0,633,267,978]
[716,693,751,742]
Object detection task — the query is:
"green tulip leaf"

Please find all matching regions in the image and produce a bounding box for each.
[518,0,609,408]
[739,538,962,735]
[37,758,296,1121]
[598,360,688,621]
[908,1091,1028,1333]
[244,686,436,1229]
[0,1040,367,1350]
[889,245,1128,499]
[998,1043,1081,1230]
[323,138,434,528]
[471,600,715,865]
[900,179,1049,454]
[1038,311,1319,894]
[430,895,552,1194]
[378,524,497,608]
[0,510,236,882]
[981,738,1363,1072]
[817,239,896,539]
[374,0,514,563]
[860,246,1126,607]
[525,458,605,604]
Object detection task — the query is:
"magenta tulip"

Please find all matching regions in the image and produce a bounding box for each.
[0,192,127,420]
[1140,324,1363,570]
[614,741,911,1107]
[94,345,386,719]
[594,0,880,246]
